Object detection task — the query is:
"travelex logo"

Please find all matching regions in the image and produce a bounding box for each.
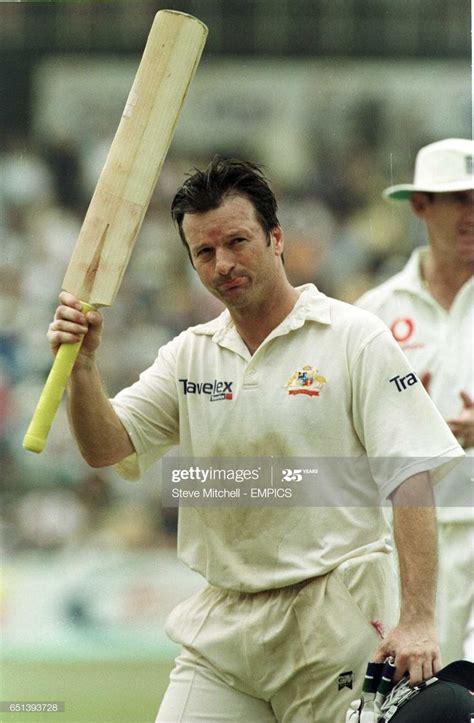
[389,372,418,392]
[179,378,233,401]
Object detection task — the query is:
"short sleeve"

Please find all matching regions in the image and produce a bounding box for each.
[110,336,180,480]
[351,329,464,499]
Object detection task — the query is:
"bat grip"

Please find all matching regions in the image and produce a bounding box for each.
[23,301,96,454]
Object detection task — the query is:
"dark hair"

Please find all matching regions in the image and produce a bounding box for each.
[171,157,280,258]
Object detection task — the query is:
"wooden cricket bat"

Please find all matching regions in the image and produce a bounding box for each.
[23,10,208,453]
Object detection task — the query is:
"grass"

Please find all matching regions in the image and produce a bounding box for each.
[0,660,174,723]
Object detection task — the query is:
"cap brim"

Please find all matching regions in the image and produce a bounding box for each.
[383,180,474,201]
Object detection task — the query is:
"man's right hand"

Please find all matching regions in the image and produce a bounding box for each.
[47,292,133,466]
[47,292,103,364]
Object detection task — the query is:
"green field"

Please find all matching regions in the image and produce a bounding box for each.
[0,660,174,723]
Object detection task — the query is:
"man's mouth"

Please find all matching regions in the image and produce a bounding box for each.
[218,276,247,290]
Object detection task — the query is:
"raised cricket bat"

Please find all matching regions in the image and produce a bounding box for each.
[23,10,207,453]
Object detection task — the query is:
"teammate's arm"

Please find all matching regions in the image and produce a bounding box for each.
[48,291,134,467]
[446,390,474,449]
[419,373,473,448]
[374,471,441,685]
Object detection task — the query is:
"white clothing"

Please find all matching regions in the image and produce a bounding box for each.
[357,250,473,662]
[357,247,473,522]
[112,284,462,592]
[156,552,398,723]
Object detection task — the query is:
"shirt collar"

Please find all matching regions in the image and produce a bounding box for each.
[392,247,428,292]
[285,283,332,326]
[392,247,474,300]
[190,283,332,342]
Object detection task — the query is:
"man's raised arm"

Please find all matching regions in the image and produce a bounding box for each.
[48,291,134,467]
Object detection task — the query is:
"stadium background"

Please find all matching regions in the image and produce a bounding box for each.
[0,1,471,721]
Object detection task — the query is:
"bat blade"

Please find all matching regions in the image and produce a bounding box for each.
[23,10,207,453]
[63,10,208,306]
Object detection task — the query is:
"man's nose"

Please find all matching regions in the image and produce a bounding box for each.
[464,198,474,217]
[215,247,235,275]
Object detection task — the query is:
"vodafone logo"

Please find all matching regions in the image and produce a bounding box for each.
[390,318,414,343]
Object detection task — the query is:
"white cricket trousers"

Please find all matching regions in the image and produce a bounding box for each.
[156,551,397,723]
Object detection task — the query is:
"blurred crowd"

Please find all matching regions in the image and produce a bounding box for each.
[0,132,427,557]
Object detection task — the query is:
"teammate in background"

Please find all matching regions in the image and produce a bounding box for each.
[357,138,474,664]
[48,158,464,722]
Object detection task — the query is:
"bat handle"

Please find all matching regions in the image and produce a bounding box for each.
[23,301,96,454]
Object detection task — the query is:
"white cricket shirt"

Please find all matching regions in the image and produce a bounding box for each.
[112,284,463,591]
[357,249,473,522]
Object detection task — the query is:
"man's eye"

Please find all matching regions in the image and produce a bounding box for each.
[451,192,471,205]
[197,248,212,257]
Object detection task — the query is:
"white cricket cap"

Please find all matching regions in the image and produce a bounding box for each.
[383,138,474,201]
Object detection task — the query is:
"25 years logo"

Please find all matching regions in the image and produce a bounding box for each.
[282,469,303,482]
[281,468,318,483]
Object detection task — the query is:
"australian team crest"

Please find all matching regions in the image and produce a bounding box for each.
[287,365,327,397]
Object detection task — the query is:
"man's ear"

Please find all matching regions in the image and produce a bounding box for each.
[271,225,284,256]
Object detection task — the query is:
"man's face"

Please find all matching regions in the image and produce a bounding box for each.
[411,190,474,265]
[182,194,284,309]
